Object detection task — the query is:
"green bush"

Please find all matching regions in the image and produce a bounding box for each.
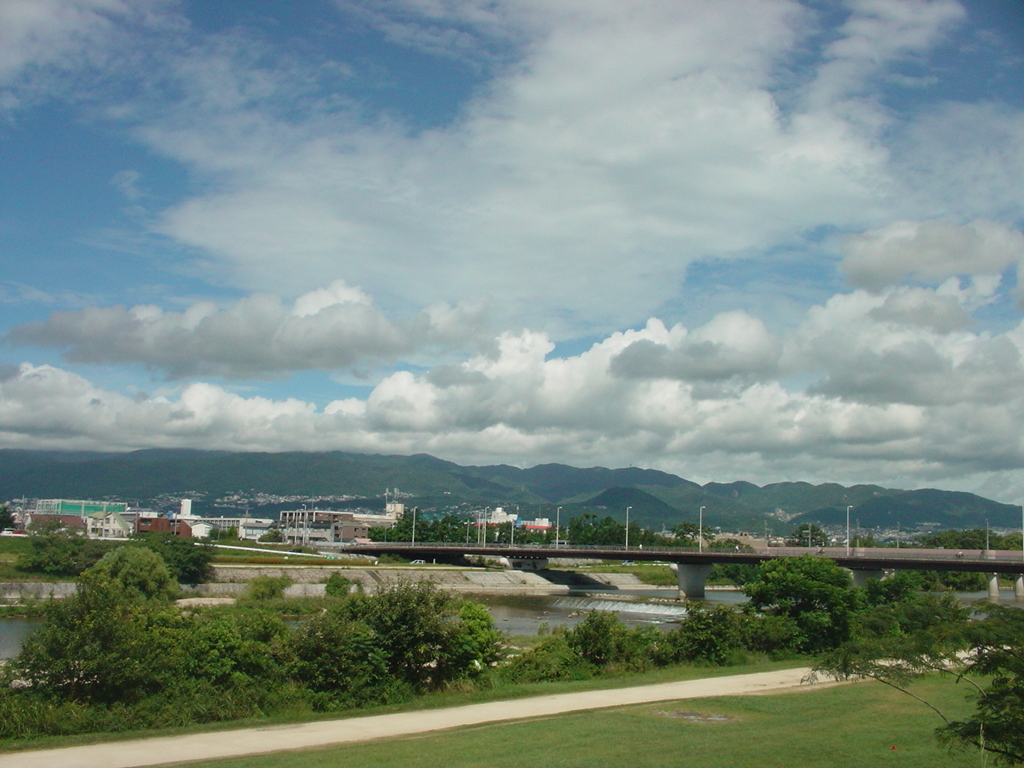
[89,546,177,600]
[343,580,495,692]
[11,577,188,705]
[564,611,657,673]
[245,575,292,601]
[500,634,594,683]
[664,605,745,666]
[324,572,353,597]
[289,612,405,709]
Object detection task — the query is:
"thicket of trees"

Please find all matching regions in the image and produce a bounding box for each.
[372,512,714,548]
[16,525,215,583]
[0,550,501,740]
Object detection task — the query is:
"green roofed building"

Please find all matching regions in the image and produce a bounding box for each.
[32,499,129,516]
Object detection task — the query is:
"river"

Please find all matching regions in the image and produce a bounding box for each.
[1,587,1019,659]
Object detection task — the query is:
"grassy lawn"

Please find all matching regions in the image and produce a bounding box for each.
[179,677,980,768]
[0,537,41,582]
[0,661,807,753]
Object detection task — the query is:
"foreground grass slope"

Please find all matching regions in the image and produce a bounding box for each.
[184,677,980,768]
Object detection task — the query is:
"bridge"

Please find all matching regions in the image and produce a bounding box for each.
[345,541,1024,599]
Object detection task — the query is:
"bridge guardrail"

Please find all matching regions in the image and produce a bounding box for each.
[347,541,1024,565]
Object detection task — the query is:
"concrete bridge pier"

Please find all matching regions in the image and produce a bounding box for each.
[1015,576,1024,600]
[988,573,1001,599]
[849,568,885,588]
[673,563,715,599]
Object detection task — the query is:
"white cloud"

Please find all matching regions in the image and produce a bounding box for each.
[805,0,966,114]
[5,1,1024,504]
[841,219,1024,290]
[8,275,1024,503]
[136,0,909,334]
[610,312,782,388]
[5,281,488,379]
[0,0,174,112]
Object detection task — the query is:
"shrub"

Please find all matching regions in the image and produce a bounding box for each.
[245,575,292,601]
[88,546,177,601]
[289,612,405,709]
[563,611,659,673]
[324,572,353,597]
[665,605,745,666]
[500,634,594,683]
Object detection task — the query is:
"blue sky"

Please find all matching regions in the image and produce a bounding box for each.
[2,0,1024,502]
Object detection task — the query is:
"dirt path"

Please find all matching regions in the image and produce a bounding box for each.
[0,667,823,768]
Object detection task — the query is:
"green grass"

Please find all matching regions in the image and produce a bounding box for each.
[0,538,49,582]
[0,661,807,753]
[567,563,678,586]
[178,676,982,768]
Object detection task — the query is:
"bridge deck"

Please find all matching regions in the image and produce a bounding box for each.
[344,542,1024,574]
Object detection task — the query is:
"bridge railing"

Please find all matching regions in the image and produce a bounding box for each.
[348,541,1024,565]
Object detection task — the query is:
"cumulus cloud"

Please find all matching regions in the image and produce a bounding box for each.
[610,312,781,388]
[841,219,1024,291]
[793,287,1024,408]
[867,287,972,333]
[5,281,488,379]
[5,303,1024,499]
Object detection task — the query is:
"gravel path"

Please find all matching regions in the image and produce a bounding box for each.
[0,667,822,768]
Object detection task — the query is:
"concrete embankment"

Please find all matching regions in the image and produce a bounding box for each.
[2,567,666,602]
[201,565,587,596]
[1,582,76,603]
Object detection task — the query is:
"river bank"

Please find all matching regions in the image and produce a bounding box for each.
[3,563,688,603]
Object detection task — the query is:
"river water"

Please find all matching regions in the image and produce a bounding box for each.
[1,587,1018,659]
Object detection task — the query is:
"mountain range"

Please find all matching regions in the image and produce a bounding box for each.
[0,449,1018,533]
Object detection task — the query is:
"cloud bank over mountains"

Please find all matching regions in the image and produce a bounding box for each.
[1,0,1024,502]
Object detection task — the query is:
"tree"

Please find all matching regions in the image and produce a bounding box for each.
[666,605,744,665]
[18,522,113,577]
[568,514,626,545]
[133,532,214,583]
[89,546,177,600]
[288,613,397,708]
[343,580,501,692]
[10,574,185,704]
[744,556,861,653]
[0,506,15,530]
[673,522,714,547]
[786,524,828,547]
[815,597,1024,765]
[940,605,1024,764]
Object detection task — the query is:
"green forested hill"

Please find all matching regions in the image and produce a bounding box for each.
[0,448,1017,531]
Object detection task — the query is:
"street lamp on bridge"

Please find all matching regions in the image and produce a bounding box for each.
[625,506,631,549]
[699,506,705,552]
[846,505,852,556]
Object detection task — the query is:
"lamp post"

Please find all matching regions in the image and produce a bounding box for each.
[411,507,417,546]
[699,506,705,552]
[846,505,852,555]
[556,506,561,549]
[625,506,631,549]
